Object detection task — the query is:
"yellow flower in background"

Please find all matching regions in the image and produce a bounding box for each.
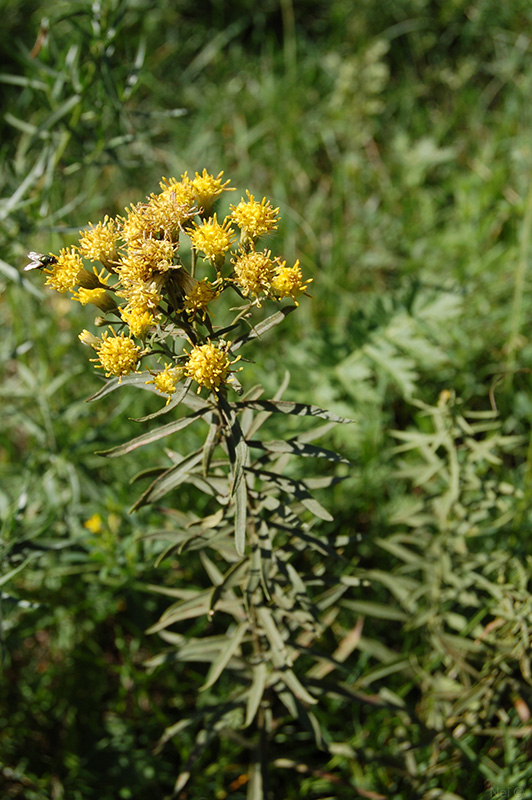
[230,191,280,244]
[271,260,312,305]
[185,341,240,393]
[79,216,119,271]
[92,329,142,378]
[189,214,236,266]
[44,247,85,293]
[84,513,103,534]
[120,306,155,339]
[232,249,275,302]
[191,169,233,215]
[146,363,183,398]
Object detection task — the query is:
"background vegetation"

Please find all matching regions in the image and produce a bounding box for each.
[1,1,532,798]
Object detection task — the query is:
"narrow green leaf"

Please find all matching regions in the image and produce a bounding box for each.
[278,668,317,705]
[258,521,273,599]
[0,554,39,587]
[129,466,166,484]
[244,662,268,727]
[200,622,248,691]
[98,409,208,457]
[341,599,408,621]
[218,395,248,494]
[247,467,334,522]
[130,450,203,511]
[134,377,193,421]
[305,677,387,706]
[0,146,49,219]
[246,538,262,598]
[0,257,44,299]
[244,371,291,439]
[146,590,211,632]
[0,73,47,90]
[200,551,224,587]
[232,307,297,351]
[202,412,221,476]
[209,558,248,614]
[234,477,247,556]
[304,475,348,490]
[256,606,291,666]
[248,438,350,464]
[247,758,262,800]
[87,372,160,402]
[295,420,337,443]
[235,399,354,424]
[41,94,82,132]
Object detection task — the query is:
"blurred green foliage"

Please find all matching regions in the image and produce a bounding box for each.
[1,1,532,798]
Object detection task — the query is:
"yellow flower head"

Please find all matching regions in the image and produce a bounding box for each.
[144,192,195,240]
[232,249,275,302]
[146,363,183,398]
[79,216,119,270]
[230,191,280,244]
[91,329,142,378]
[271,260,312,305]
[120,236,176,282]
[159,175,196,210]
[191,169,233,215]
[84,513,103,534]
[78,329,101,348]
[117,273,165,311]
[120,306,155,339]
[44,247,85,293]
[120,202,162,242]
[185,341,240,394]
[182,279,219,319]
[188,214,236,267]
[71,286,117,313]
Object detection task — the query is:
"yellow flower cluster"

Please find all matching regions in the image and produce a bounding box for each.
[31,170,311,392]
[185,342,240,394]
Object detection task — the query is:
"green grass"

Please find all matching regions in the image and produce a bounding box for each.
[2,1,532,798]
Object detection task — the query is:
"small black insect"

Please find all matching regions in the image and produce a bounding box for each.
[24,251,58,272]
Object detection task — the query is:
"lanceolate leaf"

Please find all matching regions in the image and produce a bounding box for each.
[341,599,408,621]
[235,399,354,424]
[244,662,268,727]
[87,372,157,402]
[234,477,248,557]
[258,521,273,599]
[244,370,291,439]
[202,412,221,476]
[232,307,297,351]
[247,467,334,522]
[146,589,212,632]
[248,438,350,464]
[278,668,318,706]
[200,622,248,691]
[98,408,209,457]
[256,605,291,666]
[209,558,248,614]
[130,450,204,510]
[218,395,248,494]
[134,377,194,422]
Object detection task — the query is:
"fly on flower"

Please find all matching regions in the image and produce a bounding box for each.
[24,252,58,272]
